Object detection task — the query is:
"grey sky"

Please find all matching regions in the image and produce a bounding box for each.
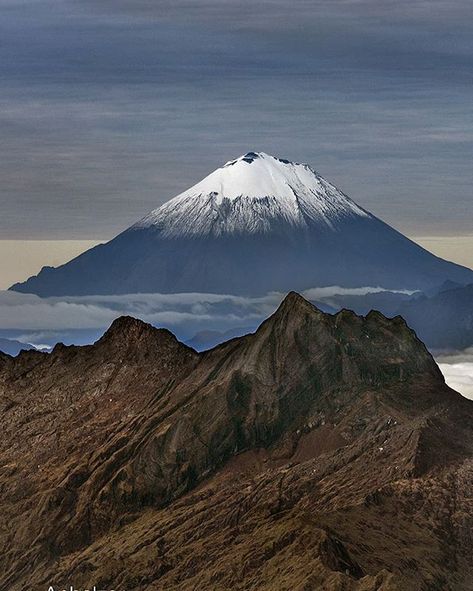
[1,0,472,239]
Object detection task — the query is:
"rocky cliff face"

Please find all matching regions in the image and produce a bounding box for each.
[1,293,472,590]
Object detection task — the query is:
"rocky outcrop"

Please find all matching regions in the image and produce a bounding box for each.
[0,292,472,590]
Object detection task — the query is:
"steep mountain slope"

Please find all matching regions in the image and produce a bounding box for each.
[1,293,473,590]
[11,152,473,296]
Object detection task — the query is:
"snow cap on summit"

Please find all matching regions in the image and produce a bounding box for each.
[12,152,473,297]
[134,152,370,237]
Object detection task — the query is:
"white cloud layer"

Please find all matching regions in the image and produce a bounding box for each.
[302,286,416,299]
[2,288,473,402]
[0,290,281,342]
[0,286,408,344]
[436,348,473,400]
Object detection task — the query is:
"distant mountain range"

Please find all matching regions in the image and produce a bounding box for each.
[3,283,471,356]
[399,282,473,350]
[2,293,473,589]
[0,337,35,356]
[11,152,473,297]
[184,283,473,352]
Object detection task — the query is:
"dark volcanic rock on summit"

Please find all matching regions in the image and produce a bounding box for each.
[1,293,473,590]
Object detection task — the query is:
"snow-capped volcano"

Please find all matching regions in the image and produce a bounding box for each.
[11,152,473,297]
[134,152,369,237]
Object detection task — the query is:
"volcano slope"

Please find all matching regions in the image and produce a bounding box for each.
[0,292,472,590]
[11,152,473,296]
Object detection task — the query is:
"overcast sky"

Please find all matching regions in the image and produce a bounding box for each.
[1,0,472,239]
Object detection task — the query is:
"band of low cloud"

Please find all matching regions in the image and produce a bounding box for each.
[1,287,471,400]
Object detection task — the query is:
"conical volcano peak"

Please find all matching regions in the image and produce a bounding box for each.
[163,150,332,204]
[180,150,322,203]
[134,152,370,237]
[11,150,473,297]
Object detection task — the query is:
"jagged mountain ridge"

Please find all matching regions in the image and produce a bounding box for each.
[11,152,473,296]
[1,293,473,589]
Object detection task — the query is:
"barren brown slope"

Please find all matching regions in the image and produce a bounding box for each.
[0,292,473,590]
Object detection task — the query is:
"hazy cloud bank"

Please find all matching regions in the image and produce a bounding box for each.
[0,290,280,344]
[2,288,472,402]
[0,286,407,345]
[437,348,473,400]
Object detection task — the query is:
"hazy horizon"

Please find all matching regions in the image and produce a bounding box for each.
[2,234,472,291]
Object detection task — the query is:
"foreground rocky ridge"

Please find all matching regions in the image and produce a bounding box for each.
[0,292,472,590]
